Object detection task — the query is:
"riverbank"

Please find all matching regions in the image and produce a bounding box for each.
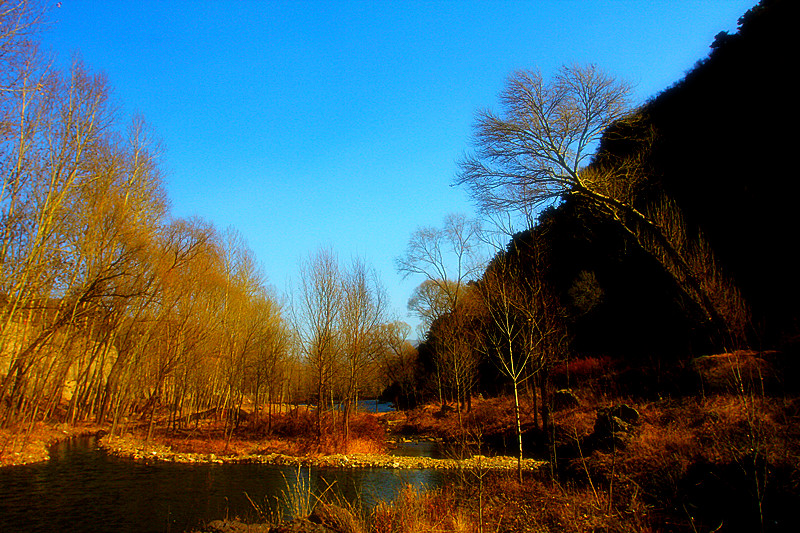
[0,422,104,467]
[98,432,546,471]
[1,402,547,471]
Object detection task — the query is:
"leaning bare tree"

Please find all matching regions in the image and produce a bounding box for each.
[457,64,748,349]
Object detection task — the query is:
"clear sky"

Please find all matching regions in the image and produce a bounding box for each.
[40,0,756,332]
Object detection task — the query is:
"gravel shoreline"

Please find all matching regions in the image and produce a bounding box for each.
[98,434,546,471]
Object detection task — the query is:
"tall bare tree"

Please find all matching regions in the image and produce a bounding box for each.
[338,257,387,444]
[457,64,748,349]
[294,247,341,439]
[476,255,532,482]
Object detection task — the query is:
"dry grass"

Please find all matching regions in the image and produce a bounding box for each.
[553,392,800,531]
[692,351,779,394]
[552,355,618,395]
[552,404,597,441]
[694,393,794,466]
[312,502,366,533]
[398,395,538,442]
[155,409,388,458]
[372,484,477,533]
[379,392,794,531]
[369,473,654,533]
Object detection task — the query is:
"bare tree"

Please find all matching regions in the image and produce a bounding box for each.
[407,278,462,337]
[396,214,485,409]
[396,213,483,314]
[457,65,632,225]
[215,230,270,444]
[0,59,116,425]
[251,299,291,433]
[476,255,532,482]
[0,7,305,439]
[426,291,483,421]
[294,247,341,439]
[338,257,387,444]
[377,321,420,408]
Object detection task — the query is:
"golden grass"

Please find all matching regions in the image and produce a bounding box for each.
[368,472,656,533]
[552,404,597,440]
[372,484,478,533]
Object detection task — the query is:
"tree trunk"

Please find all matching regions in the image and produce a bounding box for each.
[513,378,524,483]
[540,370,550,439]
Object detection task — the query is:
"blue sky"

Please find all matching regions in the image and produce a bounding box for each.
[40,1,755,331]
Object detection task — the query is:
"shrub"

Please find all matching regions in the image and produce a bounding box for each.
[692,351,780,395]
[552,355,616,392]
[268,408,319,438]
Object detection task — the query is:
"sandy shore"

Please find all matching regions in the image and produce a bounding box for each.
[98,433,546,471]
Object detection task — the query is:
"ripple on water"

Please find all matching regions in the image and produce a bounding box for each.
[0,436,442,533]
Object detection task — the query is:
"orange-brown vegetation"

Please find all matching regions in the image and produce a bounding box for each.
[372,484,478,533]
[396,395,536,442]
[369,351,800,532]
[144,408,389,459]
[552,355,616,391]
[367,471,654,533]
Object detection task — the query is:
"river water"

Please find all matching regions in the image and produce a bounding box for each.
[0,436,442,533]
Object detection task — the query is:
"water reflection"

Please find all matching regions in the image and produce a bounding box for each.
[0,436,441,533]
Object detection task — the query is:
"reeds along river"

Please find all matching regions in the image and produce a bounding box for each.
[0,436,442,533]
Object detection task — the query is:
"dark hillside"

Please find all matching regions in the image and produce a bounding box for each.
[400,0,799,408]
[547,0,800,360]
[535,200,702,361]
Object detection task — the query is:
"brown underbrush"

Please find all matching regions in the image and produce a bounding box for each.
[366,471,652,533]
[366,352,800,532]
[156,408,389,458]
[397,395,534,442]
[372,484,477,533]
[551,396,800,531]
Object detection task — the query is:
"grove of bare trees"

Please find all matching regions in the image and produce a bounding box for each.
[293,248,389,445]
[0,0,405,446]
[396,214,485,420]
[0,2,299,439]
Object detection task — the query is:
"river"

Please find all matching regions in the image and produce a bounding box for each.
[0,436,442,533]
